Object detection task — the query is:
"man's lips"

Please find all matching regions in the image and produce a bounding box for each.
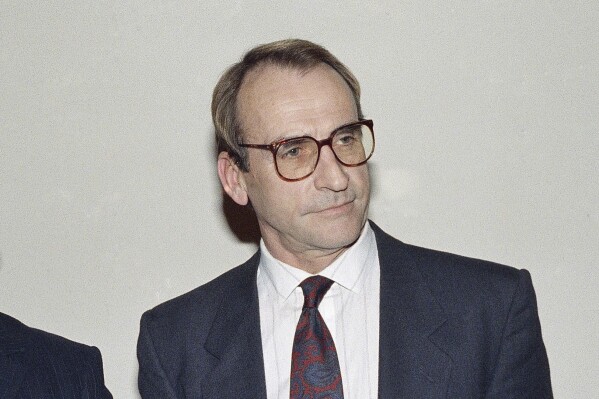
[313,200,354,214]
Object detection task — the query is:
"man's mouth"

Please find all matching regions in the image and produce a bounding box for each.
[315,200,354,215]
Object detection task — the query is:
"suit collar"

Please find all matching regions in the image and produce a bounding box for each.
[202,253,267,399]
[371,222,453,398]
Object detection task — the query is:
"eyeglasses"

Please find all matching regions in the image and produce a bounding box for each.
[239,119,374,181]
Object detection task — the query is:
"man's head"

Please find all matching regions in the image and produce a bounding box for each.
[212,39,363,171]
[214,39,372,272]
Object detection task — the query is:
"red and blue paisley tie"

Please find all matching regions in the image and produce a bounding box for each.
[290,275,344,399]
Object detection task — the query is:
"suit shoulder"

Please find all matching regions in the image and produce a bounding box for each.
[0,311,25,332]
[1,312,97,357]
[137,253,261,383]
[413,244,530,307]
[1,312,104,373]
[372,222,521,283]
[0,313,112,398]
[371,222,529,311]
[29,324,102,368]
[408,242,521,284]
[140,252,260,332]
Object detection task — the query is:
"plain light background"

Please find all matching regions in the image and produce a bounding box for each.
[1,1,597,398]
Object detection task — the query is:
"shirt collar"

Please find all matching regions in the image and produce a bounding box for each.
[258,222,376,300]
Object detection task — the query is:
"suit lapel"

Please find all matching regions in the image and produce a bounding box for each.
[0,314,28,399]
[372,224,453,398]
[201,254,267,399]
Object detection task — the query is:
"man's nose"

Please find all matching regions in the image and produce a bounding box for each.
[312,145,349,191]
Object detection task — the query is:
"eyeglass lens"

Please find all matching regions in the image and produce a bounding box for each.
[275,123,374,180]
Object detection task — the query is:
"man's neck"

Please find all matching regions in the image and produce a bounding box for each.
[265,245,348,274]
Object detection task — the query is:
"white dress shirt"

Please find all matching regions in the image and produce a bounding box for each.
[257,222,380,399]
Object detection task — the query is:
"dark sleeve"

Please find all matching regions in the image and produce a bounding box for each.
[485,270,553,398]
[137,311,179,399]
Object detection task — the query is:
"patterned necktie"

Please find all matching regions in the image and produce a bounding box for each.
[290,275,344,399]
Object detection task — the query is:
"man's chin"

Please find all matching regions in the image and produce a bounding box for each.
[307,218,365,250]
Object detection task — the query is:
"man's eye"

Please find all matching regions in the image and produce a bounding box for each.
[336,132,360,146]
[281,146,301,157]
[278,138,314,159]
[278,141,305,158]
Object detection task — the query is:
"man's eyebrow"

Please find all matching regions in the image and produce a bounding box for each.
[271,120,361,143]
[335,121,362,131]
[271,132,311,143]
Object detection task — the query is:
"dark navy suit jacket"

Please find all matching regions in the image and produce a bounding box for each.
[0,312,112,399]
[137,222,552,398]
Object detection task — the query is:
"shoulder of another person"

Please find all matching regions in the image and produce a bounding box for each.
[26,324,101,366]
[0,313,103,377]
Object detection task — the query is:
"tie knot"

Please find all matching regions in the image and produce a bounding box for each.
[299,275,334,309]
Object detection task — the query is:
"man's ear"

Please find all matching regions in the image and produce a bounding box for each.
[217,151,249,206]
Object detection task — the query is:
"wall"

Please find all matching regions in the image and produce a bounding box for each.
[1,1,597,397]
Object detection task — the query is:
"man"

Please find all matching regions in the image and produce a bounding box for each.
[0,312,112,399]
[137,39,552,398]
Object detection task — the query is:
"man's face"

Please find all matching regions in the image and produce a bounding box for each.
[221,63,371,267]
